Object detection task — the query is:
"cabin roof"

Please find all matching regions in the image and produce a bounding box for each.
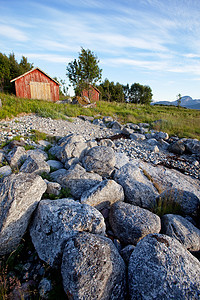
[10,67,60,85]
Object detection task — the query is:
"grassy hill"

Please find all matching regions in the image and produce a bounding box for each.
[0,92,200,140]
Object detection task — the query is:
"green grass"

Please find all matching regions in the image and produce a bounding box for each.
[0,92,200,140]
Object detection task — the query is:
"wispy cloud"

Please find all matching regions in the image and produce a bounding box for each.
[0,25,28,41]
[25,53,72,63]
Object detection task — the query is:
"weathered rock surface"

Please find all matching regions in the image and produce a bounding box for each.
[46,159,63,170]
[30,199,106,267]
[134,160,200,199]
[130,133,146,141]
[56,133,88,163]
[80,179,124,210]
[0,173,46,255]
[109,202,161,245]
[0,150,4,163]
[52,164,102,199]
[0,165,12,178]
[114,163,158,209]
[184,138,200,155]
[161,214,200,251]
[20,156,50,175]
[6,146,26,168]
[114,152,129,169]
[61,232,126,300]
[128,233,200,300]
[45,180,61,196]
[120,245,135,264]
[158,188,200,217]
[168,139,186,154]
[82,146,116,177]
[27,149,48,161]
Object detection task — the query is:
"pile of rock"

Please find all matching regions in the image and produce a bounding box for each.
[0,132,199,299]
[0,114,199,179]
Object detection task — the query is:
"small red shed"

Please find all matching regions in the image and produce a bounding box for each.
[10,67,60,102]
[81,85,100,102]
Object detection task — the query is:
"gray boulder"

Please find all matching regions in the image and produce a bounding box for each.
[168,140,185,154]
[0,173,46,255]
[82,146,116,177]
[184,138,200,155]
[130,133,146,141]
[30,198,106,267]
[109,202,161,245]
[27,149,48,161]
[128,233,200,300]
[111,120,123,131]
[161,214,200,251]
[64,157,79,169]
[53,164,102,199]
[50,168,68,182]
[133,160,200,199]
[114,152,129,169]
[61,232,126,299]
[157,188,200,217]
[0,150,5,163]
[114,163,158,209]
[44,180,61,196]
[0,165,12,178]
[154,131,169,140]
[20,156,50,175]
[56,134,88,163]
[46,159,63,170]
[120,245,135,264]
[80,179,124,210]
[6,146,26,168]
[98,139,115,148]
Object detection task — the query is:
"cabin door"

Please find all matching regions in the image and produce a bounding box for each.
[30,82,51,101]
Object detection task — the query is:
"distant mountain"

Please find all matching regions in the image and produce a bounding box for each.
[152,96,200,110]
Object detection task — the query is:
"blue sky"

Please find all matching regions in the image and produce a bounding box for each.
[1,0,200,101]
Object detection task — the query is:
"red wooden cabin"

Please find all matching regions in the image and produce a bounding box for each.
[81,85,100,102]
[10,67,60,102]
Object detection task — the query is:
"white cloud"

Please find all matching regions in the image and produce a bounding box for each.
[0,25,28,41]
[25,53,72,63]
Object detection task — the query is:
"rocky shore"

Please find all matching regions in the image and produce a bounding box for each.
[0,114,199,179]
[0,114,200,299]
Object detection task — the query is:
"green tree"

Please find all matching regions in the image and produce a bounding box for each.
[66,48,102,98]
[19,56,34,73]
[98,79,124,102]
[129,83,153,104]
[0,53,10,92]
[176,93,182,109]
[0,52,33,93]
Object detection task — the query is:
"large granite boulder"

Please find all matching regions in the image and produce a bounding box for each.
[132,160,200,199]
[27,149,48,161]
[51,164,102,199]
[168,139,186,154]
[0,165,12,179]
[56,134,88,163]
[0,173,46,255]
[80,179,124,210]
[161,214,200,251]
[184,138,200,155]
[61,232,126,299]
[109,202,161,245]
[6,146,26,168]
[20,156,50,175]
[114,163,158,209]
[30,198,106,267]
[82,146,116,177]
[128,233,200,299]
